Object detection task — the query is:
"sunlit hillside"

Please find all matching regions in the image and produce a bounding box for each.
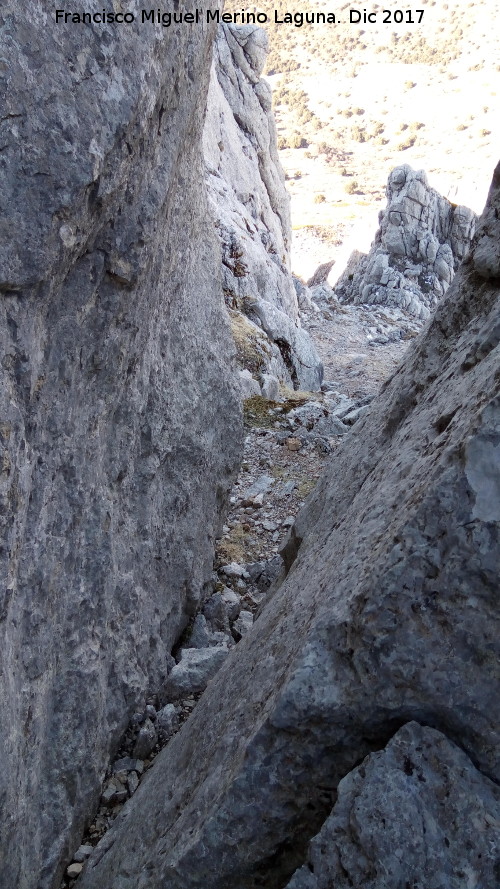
[225,0,500,277]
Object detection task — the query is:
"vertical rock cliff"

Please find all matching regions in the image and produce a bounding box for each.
[0,3,242,887]
[79,163,500,889]
[204,24,323,392]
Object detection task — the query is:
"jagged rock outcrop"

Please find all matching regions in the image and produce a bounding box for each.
[286,722,500,889]
[0,4,242,887]
[203,25,323,392]
[78,164,500,889]
[334,165,477,319]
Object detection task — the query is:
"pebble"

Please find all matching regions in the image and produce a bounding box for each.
[113,757,144,775]
[101,782,127,807]
[220,561,246,578]
[133,718,157,760]
[127,772,140,795]
[73,845,93,863]
[261,520,278,532]
[243,474,274,498]
[163,646,230,699]
[232,610,254,639]
[188,613,212,648]
[203,592,230,631]
[66,863,84,878]
[221,587,241,620]
[157,703,179,737]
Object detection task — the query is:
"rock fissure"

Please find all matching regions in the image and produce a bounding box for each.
[73,162,499,889]
[2,9,499,889]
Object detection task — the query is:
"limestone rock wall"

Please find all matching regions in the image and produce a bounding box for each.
[335,164,476,319]
[79,162,499,889]
[204,25,323,392]
[0,3,242,887]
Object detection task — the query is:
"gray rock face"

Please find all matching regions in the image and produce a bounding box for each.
[204,25,322,391]
[0,4,242,887]
[335,165,477,318]
[286,722,500,889]
[78,163,500,889]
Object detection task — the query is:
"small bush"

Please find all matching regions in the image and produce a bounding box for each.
[297,107,313,124]
[314,194,326,203]
[396,136,416,151]
[265,53,300,76]
[345,180,358,194]
[350,125,366,143]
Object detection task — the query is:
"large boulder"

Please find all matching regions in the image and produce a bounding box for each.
[286,722,500,889]
[204,25,323,391]
[79,161,499,889]
[0,3,242,887]
[335,164,477,319]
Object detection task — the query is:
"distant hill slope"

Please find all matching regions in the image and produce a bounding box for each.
[225,0,500,279]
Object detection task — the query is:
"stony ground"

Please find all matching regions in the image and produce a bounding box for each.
[216,294,417,571]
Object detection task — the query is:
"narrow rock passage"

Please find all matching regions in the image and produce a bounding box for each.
[62,293,420,888]
[215,296,418,577]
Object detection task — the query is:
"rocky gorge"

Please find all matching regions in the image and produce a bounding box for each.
[1,6,499,889]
